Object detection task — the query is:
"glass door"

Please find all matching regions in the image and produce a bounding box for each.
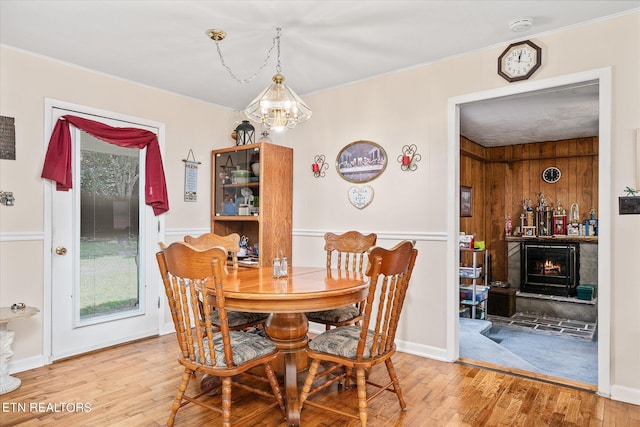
[49,108,160,361]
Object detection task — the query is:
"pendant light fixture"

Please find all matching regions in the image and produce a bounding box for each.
[207,27,312,132]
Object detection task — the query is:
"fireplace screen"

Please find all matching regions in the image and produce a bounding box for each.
[521,242,579,296]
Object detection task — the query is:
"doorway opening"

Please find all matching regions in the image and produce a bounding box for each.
[446,68,611,394]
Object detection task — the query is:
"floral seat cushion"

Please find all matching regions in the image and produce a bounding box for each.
[306,306,360,323]
[210,311,268,328]
[194,331,276,367]
[308,325,374,359]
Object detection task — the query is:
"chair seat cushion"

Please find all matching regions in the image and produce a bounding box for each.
[211,311,269,328]
[308,325,373,359]
[195,331,276,367]
[306,306,360,324]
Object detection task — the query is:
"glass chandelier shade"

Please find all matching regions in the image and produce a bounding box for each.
[245,73,312,131]
[207,27,312,132]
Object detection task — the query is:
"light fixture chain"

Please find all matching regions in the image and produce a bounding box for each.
[214,29,280,84]
[275,27,282,74]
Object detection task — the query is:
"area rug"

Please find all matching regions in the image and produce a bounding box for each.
[460,318,597,385]
[486,324,597,385]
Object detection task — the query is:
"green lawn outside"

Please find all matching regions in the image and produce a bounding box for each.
[80,236,139,318]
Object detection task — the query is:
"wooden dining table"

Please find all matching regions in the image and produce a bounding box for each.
[218,265,369,426]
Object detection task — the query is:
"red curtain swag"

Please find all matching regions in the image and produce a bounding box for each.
[41,115,169,215]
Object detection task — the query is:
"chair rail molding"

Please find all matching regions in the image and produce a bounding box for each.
[164,227,211,238]
[0,231,45,242]
[294,229,447,242]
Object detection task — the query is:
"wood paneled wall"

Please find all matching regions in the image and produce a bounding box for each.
[460,136,598,282]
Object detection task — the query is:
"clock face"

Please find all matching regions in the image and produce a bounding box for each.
[542,166,561,183]
[498,40,542,82]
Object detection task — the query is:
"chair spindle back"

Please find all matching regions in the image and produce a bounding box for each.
[185,232,241,270]
[358,240,418,361]
[324,231,377,272]
[157,242,233,368]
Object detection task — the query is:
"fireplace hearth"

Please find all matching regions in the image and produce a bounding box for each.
[521,242,579,297]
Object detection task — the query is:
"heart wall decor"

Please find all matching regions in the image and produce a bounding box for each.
[348,186,374,209]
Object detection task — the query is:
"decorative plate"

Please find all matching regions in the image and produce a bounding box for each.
[348,186,374,209]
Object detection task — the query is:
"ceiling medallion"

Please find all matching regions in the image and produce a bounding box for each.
[206,29,226,41]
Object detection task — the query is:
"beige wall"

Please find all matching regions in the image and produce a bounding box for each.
[1,12,638,403]
[286,12,640,400]
[0,47,233,360]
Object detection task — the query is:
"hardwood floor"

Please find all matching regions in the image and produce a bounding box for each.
[2,334,638,426]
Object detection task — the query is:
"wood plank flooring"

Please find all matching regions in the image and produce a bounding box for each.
[1,334,638,426]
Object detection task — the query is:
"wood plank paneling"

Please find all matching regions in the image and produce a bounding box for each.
[460,137,486,242]
[461,137,598,282]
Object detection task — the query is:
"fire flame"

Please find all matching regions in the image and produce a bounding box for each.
[543,260,561,275]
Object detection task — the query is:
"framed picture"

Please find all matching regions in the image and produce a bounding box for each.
[460,186,472,217]
[336,140,387,183]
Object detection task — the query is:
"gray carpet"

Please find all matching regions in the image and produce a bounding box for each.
[460,318,597,385]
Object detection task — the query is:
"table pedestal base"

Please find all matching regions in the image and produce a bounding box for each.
[264,312,309,427]
[0,329,21,395]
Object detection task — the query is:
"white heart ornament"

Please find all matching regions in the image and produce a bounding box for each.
[348,186,374,209]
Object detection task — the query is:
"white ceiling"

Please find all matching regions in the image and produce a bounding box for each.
[459,80,600,146]
[1,1,638,145]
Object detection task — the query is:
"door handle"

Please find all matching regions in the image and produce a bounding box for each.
[55,246,67,255]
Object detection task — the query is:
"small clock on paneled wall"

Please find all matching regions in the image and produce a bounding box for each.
[542,166,561,183]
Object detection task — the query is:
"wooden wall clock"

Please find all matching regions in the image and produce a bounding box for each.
[498,40,542,82]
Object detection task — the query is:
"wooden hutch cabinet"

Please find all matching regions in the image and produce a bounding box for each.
[211,143,292,268]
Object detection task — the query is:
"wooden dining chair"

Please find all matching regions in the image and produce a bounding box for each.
[156,242,285,427]
[299,240,418,426]
[185,232,242,270]
[183,233,268,331]
[306,231,377,330]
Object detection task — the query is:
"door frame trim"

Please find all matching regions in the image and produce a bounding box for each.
[43,98,166,363]
[446,67,612,396]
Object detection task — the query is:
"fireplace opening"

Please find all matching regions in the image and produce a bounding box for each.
[521,242,579,297]
[541,259,561,275]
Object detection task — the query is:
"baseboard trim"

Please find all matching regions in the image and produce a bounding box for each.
[396,338,450,362]
[8,355,47,375]
[310,322,450,362]
[610,384,640,406]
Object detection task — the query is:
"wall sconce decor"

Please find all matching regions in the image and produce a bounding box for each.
[0,191,15,206]
[397,144,421,171]
[311,154,328,178]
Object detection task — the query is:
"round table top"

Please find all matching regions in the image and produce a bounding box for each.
[218,266,369,313]
[0,306,39,324]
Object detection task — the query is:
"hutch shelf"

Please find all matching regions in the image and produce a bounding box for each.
[211,142,292,268]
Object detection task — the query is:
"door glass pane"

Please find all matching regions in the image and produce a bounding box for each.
[79,133,140,321]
